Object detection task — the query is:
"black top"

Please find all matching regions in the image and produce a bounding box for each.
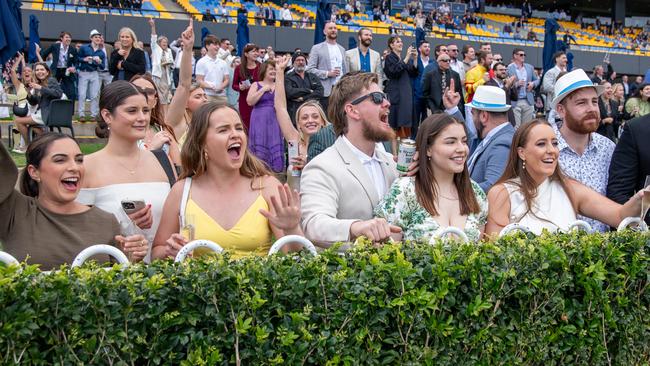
[109,47,146,82]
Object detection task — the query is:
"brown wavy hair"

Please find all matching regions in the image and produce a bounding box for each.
[414,113,480,217]
[96,80,146,138]
[179,100,271,187]
[130,73,177,141]
[494,119,576,222]
[21,133,79,197]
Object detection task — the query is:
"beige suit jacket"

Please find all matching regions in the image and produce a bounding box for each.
[300,136,398,248]
[344,47,384,89]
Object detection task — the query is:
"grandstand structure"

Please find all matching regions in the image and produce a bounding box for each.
[18,0,650,73]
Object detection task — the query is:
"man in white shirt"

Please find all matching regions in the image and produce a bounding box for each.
[217,38,235,66]
[280,3,293,27]
[301,72,465,247]
[300,72,400,247]
[195,35,230,103]
[307,21,348,111]
[541,51,567,114]
[170,37,196,88]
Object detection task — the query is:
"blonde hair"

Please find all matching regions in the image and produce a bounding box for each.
[295,100,329,141]
[118,27,140,49]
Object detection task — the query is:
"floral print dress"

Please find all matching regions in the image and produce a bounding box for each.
[374,177,488,242]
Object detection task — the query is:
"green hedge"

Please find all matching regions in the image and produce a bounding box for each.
[1,232,649,365]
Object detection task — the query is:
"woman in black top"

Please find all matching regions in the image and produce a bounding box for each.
[384,35,418,142]
[11,62,63,153]
[109,27,146,82]
[597,81,621,142]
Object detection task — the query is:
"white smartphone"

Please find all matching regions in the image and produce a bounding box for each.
[121,199,146,214]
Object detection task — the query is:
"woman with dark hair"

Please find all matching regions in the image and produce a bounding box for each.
[0,133,130,270]
[11,62,63,153]
[232,43,261,130]
[152,101,304,260]
[375,113,487,242]
[624,83,650,118]
[247,59,285,172]
[486,119,648,236]
[130,73,181,168]
[78,81,172,263]
[109,27,146,81]
[384,35,418,149]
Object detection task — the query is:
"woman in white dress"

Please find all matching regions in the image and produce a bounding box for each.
[375,113,488,243]
[78,81,172,263]
[486,119,649,236]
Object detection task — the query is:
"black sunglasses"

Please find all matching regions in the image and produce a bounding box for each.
[350,92,389,105]
[439,59,451,63]
[517,53,526,57]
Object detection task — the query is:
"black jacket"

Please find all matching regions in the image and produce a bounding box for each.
[40,43,78,70]
[109,47,146,82]
[597,97,622,141]
[606,114,650,225]
[284,70,324,124]
[422,68,463,114]
[485,78,518,125]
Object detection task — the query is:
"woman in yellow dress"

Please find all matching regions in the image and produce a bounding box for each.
[152,100,304,259]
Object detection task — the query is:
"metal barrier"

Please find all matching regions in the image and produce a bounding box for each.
[499,223,533,237]
[174,239,224,263]
[268,235,318,256]
[429,226,469,244]
[0,251,20,266]
[567,220,593,233]
[617,217,649,232]
[71,244,130,268]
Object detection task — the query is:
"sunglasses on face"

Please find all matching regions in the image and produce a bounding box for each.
[517,53,526,57]
[350,91,389,105]
[494,58,503,61]
[439,59,451,62]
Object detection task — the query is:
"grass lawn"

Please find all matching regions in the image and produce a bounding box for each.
[9,142,106,168]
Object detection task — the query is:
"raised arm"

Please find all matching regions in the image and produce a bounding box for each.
[572,179,648,227]
[166,19,195,135]
[274,55,300,141]
[10,53,24,88]
[149,18,160,53]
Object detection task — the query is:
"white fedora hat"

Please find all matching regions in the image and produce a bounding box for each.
[551,68,605,109]
[468,85,511,112]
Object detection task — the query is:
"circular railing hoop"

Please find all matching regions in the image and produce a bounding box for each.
[71,244,130,268]
[430,227,469,244]
[617,217,649,232]
[268,235,318,256]
[0,251,20,266]
[499,223,533,237]
[174,239,224,263]
[567,220,593,233]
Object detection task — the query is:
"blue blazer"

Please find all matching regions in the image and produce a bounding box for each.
[469,123,515,193]
[506,63,539,106]
[412,57,435,99]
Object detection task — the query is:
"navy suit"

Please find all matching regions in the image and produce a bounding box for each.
[468,123,515,192]
[411,56,432,138]
[40,43,78,100]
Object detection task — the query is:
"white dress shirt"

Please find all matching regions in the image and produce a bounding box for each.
[342,136,387,198]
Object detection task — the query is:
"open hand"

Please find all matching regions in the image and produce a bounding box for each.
[259,184,301,232]
[275,54,290,71]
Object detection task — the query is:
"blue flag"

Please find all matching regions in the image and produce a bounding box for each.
[0,0,27,64]
[348,36,356,50]
[314,0,331,45]
[201,27,210,46]
[236,10,249,57]
[28,15,40,64]
[542,19,559,73]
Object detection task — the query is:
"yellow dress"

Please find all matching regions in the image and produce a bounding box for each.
[184,189,272,259]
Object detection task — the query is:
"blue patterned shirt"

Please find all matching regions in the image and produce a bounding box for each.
[553,124,615,232]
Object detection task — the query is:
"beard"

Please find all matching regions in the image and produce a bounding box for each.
[362,117,395,142]
[361,39,372,47]
[294,65,306,73]
[563,109,599,134]
[327,33,337,41]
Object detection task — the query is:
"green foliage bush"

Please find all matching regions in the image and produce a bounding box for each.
[1,231,649,365]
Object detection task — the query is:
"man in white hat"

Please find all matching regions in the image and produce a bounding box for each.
[466,85,515,192]
[552,68,614,232]
[76,29,106,122]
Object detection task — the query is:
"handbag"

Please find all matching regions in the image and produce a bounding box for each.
[12,102,29,117]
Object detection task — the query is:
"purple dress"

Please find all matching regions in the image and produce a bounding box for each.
[249,83,285,173]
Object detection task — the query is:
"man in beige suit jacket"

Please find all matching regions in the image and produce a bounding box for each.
[344,28,384,88]
[300,72,401,248]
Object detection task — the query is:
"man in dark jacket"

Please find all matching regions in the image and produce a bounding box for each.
[40,31,78,101]
[607,114,650,226]
[285,52,324,125]
[485,62,518,125]
[422,53,464,115]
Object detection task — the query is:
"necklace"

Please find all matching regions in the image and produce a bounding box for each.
[439,194,459,201]
[114,150,141,175]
